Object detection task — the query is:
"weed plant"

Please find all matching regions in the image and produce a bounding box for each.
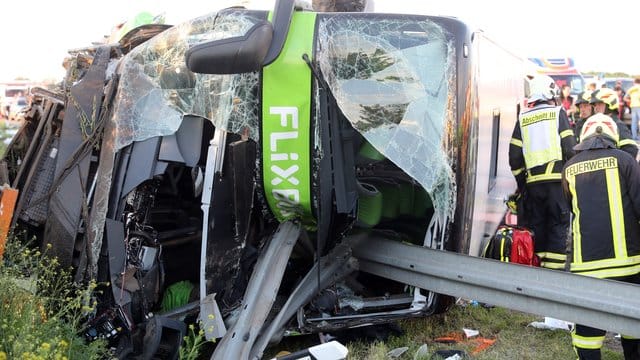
[179,323,211,360]
[0,238,108,360]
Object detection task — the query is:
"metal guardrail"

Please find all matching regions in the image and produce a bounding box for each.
[353,236,640,337]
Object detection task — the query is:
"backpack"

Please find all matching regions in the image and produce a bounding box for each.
[483,225,539,266]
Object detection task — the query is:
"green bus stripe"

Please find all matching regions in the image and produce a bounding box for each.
[262,12,317,225]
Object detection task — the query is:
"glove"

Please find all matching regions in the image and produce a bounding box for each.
[506,193,520,215]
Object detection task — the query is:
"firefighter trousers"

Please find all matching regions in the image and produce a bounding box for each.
[520,181,570,270]
[572,324,640,360]
[573,274,640,360]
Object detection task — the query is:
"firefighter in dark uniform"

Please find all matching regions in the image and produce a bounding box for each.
[509,74,576,270]
[562,113,640,360]
[573,90,593,137]
[589,87,638,159]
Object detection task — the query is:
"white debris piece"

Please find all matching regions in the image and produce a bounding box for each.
[528,317,573,331]
[413,344,429,360]
[387,346,409,358]
[463,328,479,338]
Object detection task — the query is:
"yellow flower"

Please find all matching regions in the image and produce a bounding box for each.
[0,351,7,360]
[58,339,68,348]
[40,343,51,351]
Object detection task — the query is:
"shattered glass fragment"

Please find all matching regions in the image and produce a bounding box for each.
[317,15,457,218]
[88,10,266,273]
[110,9,263,150]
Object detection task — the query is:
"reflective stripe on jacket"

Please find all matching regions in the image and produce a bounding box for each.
[509,104,576,186]
[562,148,640,279]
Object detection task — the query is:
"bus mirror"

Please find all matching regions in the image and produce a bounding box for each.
[185,21,273,74]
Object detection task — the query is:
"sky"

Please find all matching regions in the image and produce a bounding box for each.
[0,0,636,82]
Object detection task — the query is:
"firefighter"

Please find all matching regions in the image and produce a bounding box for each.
[509,74,576,270]
[590,87,638,159]
[573,90,593,139]
[562,113,640,360]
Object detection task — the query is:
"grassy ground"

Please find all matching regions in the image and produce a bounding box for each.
[0,240,109,360]
[270,304,625,360]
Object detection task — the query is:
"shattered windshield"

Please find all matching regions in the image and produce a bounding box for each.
[109,10,456,219]
[110,9,263,150]
[317,15,457,218]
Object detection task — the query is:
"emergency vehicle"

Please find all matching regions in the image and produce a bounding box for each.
[528,57,586,96]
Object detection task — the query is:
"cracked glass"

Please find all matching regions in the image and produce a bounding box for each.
[110,9,263,150]
[89,10,264,274]
[89,11,458,264]
[317,15,457,219]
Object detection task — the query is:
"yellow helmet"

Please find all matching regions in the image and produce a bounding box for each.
[590,88,619,111]
[579,113,619,144]
[574,90,592,106]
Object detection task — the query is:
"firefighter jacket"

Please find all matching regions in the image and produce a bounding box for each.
[562,139,640,279]
[509,104,576,188]
[574,114,638,159]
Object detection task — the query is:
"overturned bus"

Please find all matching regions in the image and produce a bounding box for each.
[1,1,524,358]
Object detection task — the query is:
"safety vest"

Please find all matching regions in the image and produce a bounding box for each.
[519,105,563,170]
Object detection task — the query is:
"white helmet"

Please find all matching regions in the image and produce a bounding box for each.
[526,74,559,103]
[579,113,619,143]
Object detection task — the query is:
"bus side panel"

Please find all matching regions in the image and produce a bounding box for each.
[466,33,522,256]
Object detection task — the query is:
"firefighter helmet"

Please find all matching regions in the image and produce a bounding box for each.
[574,91,592,106]
[526,74,559,103]
[579,113,619,144]
[590,88,619,111]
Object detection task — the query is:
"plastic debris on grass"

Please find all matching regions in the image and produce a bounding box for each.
[528,317,573,331]
[414,344,429,360]
[434,331,496,356]
[388,346,409,358]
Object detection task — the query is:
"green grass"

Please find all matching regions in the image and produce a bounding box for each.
[0,239,108,360]
[0,120,13,157]
[346,305,624,360]
[268,304,625,360]
[0,236,212,360]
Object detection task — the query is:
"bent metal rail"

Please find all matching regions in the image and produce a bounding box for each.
[353,236,640,338]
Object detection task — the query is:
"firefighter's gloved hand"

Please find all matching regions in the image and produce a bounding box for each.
[506,193,520,215]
